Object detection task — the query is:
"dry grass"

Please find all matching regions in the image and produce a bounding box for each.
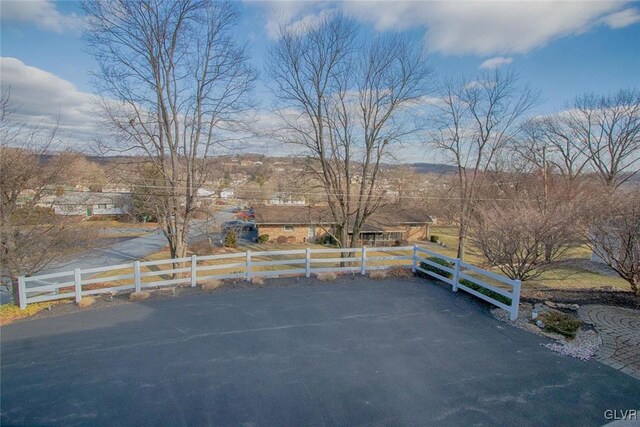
[77,296,97,308]
[201,279,223,292]
[368,270,388,280]
[129,291,151,301]
[252,276,265,286]
[316,272,337,281]
[0,301,64,326]
[387,266,414,279]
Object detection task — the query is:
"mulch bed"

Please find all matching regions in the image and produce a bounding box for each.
[522,289,639,310]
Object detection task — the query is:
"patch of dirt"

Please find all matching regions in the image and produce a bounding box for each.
[522,288,640,310]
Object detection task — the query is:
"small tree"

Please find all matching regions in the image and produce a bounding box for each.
[223,229,237,248]
[586,192,640,296]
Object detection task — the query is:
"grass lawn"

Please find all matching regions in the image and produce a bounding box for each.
[426,225,631,292]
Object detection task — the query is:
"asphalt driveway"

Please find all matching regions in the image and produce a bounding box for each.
[1,278,638,426]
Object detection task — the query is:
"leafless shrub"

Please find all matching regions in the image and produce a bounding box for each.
[129,291,151,301]
[252,276,264,286]
[471,200,579,281]
[316,272,337,281]
[585,192,640,296]
[369,270,387,280]
[201,280,223,292]
[387,266,414,279]
[77,297,97,308]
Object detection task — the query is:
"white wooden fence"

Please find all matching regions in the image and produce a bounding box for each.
[18,245,521,320]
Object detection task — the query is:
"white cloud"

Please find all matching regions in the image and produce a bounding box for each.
[261,1,637,56]
[0,57,102,148]
[479,57,513,69]
[0,0,85,33]
[601,8,640,29]
[262,1,335,40]
[345,1,631,55]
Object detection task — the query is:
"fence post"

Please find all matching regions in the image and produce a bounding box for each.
[305,247,311,278]
[18,276,27,310]
[191,255,197,287]
[246,250,252,281]
[361,246,367,275]
[134,261,141,293]
[74,268,82,303]
[411,246,418,273]
[452,258,461,292]
[510,280,521,321]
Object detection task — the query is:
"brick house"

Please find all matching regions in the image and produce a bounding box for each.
[253,205,433,246]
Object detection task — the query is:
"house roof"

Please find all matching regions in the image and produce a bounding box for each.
[42,192,131,206]
[253,206,335,225]
[253,205,433,231]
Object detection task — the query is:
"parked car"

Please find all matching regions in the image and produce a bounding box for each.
[220,221,258,243]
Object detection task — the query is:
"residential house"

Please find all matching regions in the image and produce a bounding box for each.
[253,205,433,246]
[220,188,235,199]
[267,193,306,206]
[41,192,132,217]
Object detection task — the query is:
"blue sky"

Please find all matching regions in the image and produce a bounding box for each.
[1,0,639,160]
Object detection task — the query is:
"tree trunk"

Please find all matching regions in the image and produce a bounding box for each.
[457,221,467,260]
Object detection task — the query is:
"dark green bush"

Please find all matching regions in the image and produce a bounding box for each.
[458,279,512,306]
[419,256,453,279]
[257,234,269,244]
[224,230,237,248]
[539,311,581,339]
[430,235,439,243]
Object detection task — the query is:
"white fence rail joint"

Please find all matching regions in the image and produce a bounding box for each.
[18,245,521,320]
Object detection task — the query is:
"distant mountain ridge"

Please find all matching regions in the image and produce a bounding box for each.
[405,163,458,174]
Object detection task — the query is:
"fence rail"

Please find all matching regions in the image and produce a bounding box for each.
[18,245,521,320]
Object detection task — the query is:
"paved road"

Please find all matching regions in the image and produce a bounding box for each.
[1,279,638,426]
[0,209,235,304]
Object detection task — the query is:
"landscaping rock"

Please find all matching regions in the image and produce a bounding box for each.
[556,303,580,311]
[535,319,545,328]
[543,330,601,360]
[544,301,558,308]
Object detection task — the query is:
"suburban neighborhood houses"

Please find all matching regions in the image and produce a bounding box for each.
[253,205,433,246]
[1,0,639,425]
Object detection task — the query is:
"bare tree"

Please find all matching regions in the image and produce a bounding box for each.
[267,14,432,247]
[431,69,539,259]
[470,177,580,281]
[566,89,640,188]
[586,191,640,296]
[0,91,96,292]
[83,0,255,259]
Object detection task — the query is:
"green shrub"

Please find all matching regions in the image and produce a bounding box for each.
[430,235,439,243]
[224,230,237,248]
[257,234,269,244]
[458,279,512,306]
[419,256,453,279]
[539,311,581,339]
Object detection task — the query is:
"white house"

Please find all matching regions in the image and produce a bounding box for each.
[220,188,234,199]
[267,194,306,206]
[41,192,132,217]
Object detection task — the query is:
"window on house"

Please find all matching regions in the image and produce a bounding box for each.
[283,225,294,231]
[97,204,108,209]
